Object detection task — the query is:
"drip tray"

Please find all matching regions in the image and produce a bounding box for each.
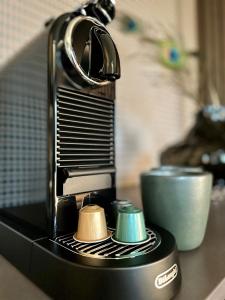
[51,228,161,259]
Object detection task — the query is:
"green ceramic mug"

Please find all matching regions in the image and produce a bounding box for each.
[141,168,213,251]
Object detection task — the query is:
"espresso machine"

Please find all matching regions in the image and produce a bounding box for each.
[0,1,181,299]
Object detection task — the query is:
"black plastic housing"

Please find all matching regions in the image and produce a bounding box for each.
[0,213,181,300]
[0,7,181,300]
[0,12,118,238]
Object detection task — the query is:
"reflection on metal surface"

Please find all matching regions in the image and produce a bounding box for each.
[63,174,112,195]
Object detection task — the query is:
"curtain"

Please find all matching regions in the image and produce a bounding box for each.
[197,0,225,105]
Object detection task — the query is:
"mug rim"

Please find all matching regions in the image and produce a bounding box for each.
[151,165,203,172]
[141,169,212,179]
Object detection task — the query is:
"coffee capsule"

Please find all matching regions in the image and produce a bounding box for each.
[111,199,132,217]
[111,200,133,209]
[113,206,148,244]
[74,204,111,243]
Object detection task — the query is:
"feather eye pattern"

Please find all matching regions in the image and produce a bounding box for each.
[159,40,186,70]
[119,15,140,33]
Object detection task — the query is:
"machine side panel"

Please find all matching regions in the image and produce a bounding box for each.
[0,32,49,209]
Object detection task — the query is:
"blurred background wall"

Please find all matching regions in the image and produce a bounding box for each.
[0,0,198,187]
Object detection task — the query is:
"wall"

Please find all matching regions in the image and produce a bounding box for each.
[111,0,198,186]
[0,0,198,187]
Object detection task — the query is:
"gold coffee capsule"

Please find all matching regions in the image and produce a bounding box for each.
[74,204,111,243]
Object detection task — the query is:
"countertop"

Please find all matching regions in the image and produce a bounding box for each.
[1,187,225,300]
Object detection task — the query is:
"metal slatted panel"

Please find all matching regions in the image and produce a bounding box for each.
[57,87,115,169]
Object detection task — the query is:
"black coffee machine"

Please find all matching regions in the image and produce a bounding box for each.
[0,1,181,299]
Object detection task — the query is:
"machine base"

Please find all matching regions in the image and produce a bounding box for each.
[0,214,181,300]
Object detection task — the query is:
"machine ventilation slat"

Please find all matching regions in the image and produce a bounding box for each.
[57,87,115,170]
[58,137,111,143]
[58,87,114,106]
[58,106,113,120]
[59,163,114,168]
[58,130,113,138]
[57,98,113,114]
[58,112,112,124]
[58,124,112,134]
[57,142,113,147]
[58,117,112,129]
[58,148,112,152]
